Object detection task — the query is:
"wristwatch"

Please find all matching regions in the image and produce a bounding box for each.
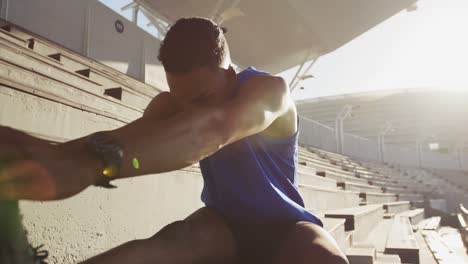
[85,132,124,188]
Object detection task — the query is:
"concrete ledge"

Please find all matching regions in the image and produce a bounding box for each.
[375,252,402,264]
[361,192,398,204]
[300,185,360,211]
[417,216,441,231]
[322,217,347,252]
[338,181,383,193]
[398,209,425,226]
[346,246,376,264]
[398,193,424,202]
[383,201,411,214]
[316,170,368,185]
[297,166,337,189]
[325,204,383,241]
[385,216,420,264]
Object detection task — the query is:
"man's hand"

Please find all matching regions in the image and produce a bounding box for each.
[0,126,97,200]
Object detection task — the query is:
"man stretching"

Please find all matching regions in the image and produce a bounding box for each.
[0,17,348,264]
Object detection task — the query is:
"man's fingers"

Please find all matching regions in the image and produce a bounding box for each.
[0,167,15,182]
[0,179,29,200]
[0,160,56,200]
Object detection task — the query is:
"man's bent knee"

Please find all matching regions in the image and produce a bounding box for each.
[274,221,349,264]
[150,207,236,263]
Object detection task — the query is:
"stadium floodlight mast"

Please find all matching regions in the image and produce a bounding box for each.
[377,121,393,163]
[335,105,354,154]
[416,140,424,168]
[457,141,466,170]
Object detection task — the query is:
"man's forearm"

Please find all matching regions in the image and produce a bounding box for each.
[114,106,227,178]
[57,105,227,183]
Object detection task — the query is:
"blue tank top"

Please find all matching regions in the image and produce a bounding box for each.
[199,67,323,226]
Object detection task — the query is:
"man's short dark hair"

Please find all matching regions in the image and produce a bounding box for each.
[158,17,228,74]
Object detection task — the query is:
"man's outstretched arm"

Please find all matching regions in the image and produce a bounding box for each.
[76,75,290,181]
[0,75,290,200]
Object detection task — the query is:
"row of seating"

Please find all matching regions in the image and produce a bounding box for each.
[0,20,158,127]
[457,204,468,253]
[297,145,465,263]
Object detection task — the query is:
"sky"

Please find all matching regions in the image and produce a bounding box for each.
[100,0,468,100]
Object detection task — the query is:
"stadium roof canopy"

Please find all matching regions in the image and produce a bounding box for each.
[132,0,417,74]
[296,89,468,151]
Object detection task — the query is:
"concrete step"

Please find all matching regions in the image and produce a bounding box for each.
[298,174,338,189]
[0,25,32,48]
[322,217,347,252]
[346,246,376,264]
[324,204,384,241]
[366,177,401,187]
[338,181,383,193]
[384,216,420,264]
[310,147,350,161]
[417,217,441,231]
[297,166,338,189]
[345,231,354,250]
[363,218,394,253]
[360,192,398,204]
[410,200,425,209]
[375,252,401,264]
[299,185,360,211]
[383,186,422,195]
[297,164,317,174]
[0,38,151,110]
[317,170,369,185]
[0,23,157,96]
[299,156,358,176]
[300,157,338,169]
[420,230,466,264]
[397,209,425,226]
[383,201,411,214]
[398,193,424,202]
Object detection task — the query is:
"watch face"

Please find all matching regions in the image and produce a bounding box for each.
[87,133,123,176]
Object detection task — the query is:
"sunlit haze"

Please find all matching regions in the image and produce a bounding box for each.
[101,0,468,100]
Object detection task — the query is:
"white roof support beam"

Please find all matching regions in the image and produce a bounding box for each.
[209,0,227,20]
[290,58,318,92]
[288,51,310,87]
[217,0,242,25]
[140,8,168,38]
[121,2,140,24]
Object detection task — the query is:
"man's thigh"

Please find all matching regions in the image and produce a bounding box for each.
[152,206,237,263]
[272,221,349,264]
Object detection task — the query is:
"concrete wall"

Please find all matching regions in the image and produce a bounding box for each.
[3,0,169,91]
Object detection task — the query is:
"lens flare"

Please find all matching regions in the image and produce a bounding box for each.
[132,158,140,169]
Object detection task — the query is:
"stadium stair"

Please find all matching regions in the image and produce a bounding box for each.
[384,216,420,264]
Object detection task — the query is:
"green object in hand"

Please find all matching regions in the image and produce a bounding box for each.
[132,158,140,169]
[0,156,16,170]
